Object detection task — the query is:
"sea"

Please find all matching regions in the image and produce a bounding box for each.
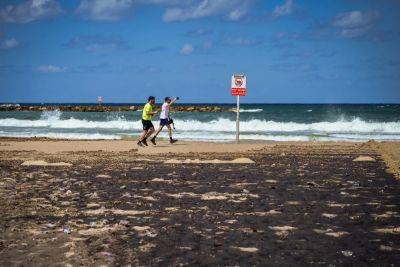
[0,104,399,142]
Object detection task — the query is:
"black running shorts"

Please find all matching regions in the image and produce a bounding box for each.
[142,119,154,130]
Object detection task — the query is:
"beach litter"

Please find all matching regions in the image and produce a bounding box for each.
[341,250,353,257]
[46,223,57,229]
[231,246,259,253]
[121,192,132,198]
[100,251,113,257]
[62,227,71,234]
[96,174,112,178]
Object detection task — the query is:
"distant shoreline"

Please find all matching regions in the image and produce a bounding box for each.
[1,103,399,113]
[0,104,233,113]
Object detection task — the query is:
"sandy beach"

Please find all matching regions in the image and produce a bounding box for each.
[0,138,399,265]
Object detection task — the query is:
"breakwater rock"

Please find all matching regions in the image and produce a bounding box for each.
[0,104,232,113]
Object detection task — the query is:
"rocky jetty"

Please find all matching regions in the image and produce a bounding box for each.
[0,104,231,112]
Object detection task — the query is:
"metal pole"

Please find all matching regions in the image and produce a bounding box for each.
[236,95,240,143]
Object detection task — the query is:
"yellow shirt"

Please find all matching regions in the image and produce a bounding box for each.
[142,103,153,120]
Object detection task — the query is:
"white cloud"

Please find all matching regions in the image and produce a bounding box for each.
[66,35,130,53]
[332,11,381,39]
[0,38,19,49]
[0,0,63,23]
[163,0,253,22]
[180,43,194,55]
[273,0,295,18]
[332,11,380,29]
[0,0,256,23]
[338,27,370,38]
[76,0,134,21]
[223,38,262,46]
[226,8,248,21]
[36,65,65,73]
[185,28,212,37]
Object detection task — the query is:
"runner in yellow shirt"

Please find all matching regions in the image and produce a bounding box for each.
[137,96,158,147]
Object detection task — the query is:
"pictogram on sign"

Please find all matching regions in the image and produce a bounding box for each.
[231,75,247,96]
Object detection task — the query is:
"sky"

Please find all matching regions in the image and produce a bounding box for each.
[0,0,399,103]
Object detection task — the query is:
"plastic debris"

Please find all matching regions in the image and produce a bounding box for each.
[341,250,353,257]
[46,223,56,228]
[62,227,71,234]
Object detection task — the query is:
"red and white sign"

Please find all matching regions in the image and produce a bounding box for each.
[231,75,247,96]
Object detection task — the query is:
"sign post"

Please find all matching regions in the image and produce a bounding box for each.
[231,74,247,143]
[236,94,240,142]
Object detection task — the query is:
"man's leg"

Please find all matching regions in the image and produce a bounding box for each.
[138,129,148,146]
[139,130,148,141]
[141,127,153,146]
[154,125,164,138]
[145,127,155,139]
[167,125,178,144]
[151,125,164,145]
[167,125,172,138]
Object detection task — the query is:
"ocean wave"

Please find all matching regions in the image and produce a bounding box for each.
[1,130,399,142]
[1,110,400,140]
[1,115,400,134]
[239,108,263,113]
[0,131,120,140]
[156,132,400,141]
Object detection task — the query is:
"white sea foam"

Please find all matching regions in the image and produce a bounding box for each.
[174,118,400,134]
[1,110,400,141]
[239,108,263,113]
[0,116,135,130]
[1,116,400,134]
[0,132,120,140]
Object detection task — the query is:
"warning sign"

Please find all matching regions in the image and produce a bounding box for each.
[231,74,246,96]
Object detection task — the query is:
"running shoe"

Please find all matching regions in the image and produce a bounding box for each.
[150,137,157,145]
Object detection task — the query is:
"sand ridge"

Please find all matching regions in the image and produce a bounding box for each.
[21,160,72,167]
[164,157,255,164]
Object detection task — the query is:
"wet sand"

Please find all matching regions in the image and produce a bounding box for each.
[0,139,399,265]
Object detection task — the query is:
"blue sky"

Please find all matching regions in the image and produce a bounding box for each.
[0,0,399,103]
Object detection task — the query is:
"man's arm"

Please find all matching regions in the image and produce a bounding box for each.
[145,105,158,116]
[147,108,158,115]
[168,97,180,106]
